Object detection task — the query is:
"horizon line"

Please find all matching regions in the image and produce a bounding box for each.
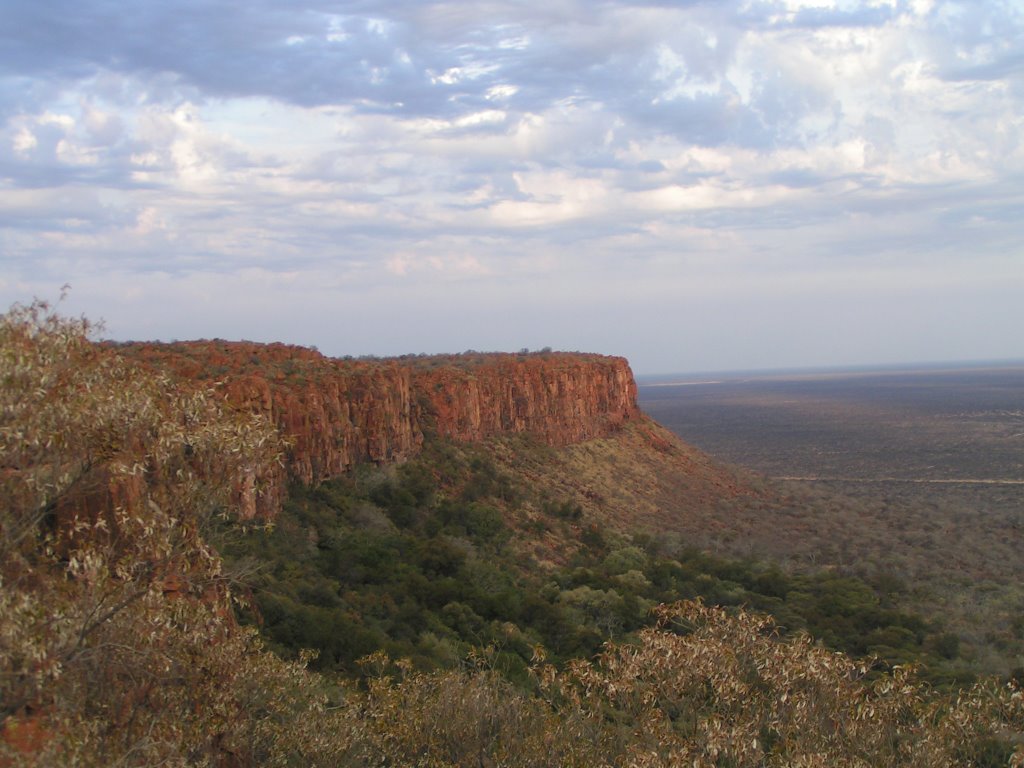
[635,357,1024,384]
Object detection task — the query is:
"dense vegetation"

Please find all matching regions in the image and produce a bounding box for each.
[3,300,1023,766]
[224,445,973,689]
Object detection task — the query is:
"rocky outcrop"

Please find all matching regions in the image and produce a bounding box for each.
[118,342,640,514]
[412,355,638,445]
[220,364,421,483]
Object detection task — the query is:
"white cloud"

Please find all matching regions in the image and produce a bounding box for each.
[1,0,1022,372]
[12,126,37,154]
[485,84,519,100]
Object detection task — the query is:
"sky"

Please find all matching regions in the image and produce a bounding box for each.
[1,0,1022,375]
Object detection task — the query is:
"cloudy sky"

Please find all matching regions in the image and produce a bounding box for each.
[1,0,1021,374]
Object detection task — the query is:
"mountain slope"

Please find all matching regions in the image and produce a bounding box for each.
[116,341,642,516]
[7,306,1019,767]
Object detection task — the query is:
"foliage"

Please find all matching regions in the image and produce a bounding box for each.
[0,300,335,766]
[219,439,976,696]
[533,601,1024,767]
[331,603,1024,767]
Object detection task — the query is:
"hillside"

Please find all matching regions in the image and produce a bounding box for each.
[115,341,640,517]
[117,339,972,678]
[114,341,786,537]
[5,304,1023,767]
[111,342,858,574]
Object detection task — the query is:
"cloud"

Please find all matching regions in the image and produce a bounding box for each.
[787,4,896,29]
[1,0,1022,372]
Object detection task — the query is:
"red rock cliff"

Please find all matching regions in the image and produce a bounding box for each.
[119,342,640,513]
[411,355,638,445]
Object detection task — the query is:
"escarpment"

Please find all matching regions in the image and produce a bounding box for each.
[118,342,640,514]
[413,354,638,444]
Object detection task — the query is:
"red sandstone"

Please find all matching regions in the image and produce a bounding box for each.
[118,342,640,516]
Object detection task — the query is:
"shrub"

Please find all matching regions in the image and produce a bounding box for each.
[0,300,340,766]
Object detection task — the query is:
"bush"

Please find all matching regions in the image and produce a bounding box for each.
[0,300,346,765]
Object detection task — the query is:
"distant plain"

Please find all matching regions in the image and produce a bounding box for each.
[638,362,1024,674]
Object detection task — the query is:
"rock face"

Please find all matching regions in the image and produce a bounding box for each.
[119,342,640,514]
[413,355,638,445]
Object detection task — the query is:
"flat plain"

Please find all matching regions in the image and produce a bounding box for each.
[638,362,1024,674]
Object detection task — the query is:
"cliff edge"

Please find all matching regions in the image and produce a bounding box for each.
[119,342,639,514]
